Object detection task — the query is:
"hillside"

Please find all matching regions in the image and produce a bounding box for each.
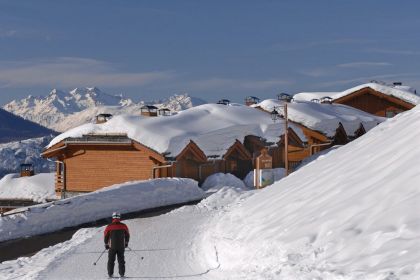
[201,104,420,279]
[3,88,207,131]
[0,109,55,143]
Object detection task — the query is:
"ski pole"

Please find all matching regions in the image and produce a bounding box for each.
[127,247,144,260]
[93,248,107,265]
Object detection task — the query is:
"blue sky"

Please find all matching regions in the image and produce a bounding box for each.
[0,0,419,104]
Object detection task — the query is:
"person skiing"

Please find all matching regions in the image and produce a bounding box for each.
[104,212,130,278]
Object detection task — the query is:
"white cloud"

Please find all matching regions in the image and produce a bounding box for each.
[0,57,175,88]
[0,29,17,38]
[337,62,392,68]
[366,48,420,56]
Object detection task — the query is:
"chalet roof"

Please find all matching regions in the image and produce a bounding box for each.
[140,105,158,110]
[46,104,307,160]
[293,82,420,105]
[252,99,384,138]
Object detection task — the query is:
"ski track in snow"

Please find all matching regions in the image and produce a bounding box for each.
[0,188,244,280]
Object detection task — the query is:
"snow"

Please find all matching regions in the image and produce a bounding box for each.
[0,136,54,179]
[201,173,248,192]
[293,82,420,105]
[0,184,251,280]
[2,104,420,279]
[47,104,307,159]
[200,105,420,279]
[0,178,204,243]
[253,99,383,137]
[243,167,286,189]
[0,173,56,202]
[295,145,342,170]
[3,89,207,132]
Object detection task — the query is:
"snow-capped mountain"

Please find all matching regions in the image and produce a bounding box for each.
[3,88,207,132]
[0,108,55,143]
[0,136,54,179]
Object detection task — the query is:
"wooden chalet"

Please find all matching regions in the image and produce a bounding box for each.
[140,105,158,117]
[333,86,416,117]
[157,108,172,116]
[332,123,349,145]
[244,127,306,171]
[42,134,167,197]
[42,134,256,196]
[172,140,253,182]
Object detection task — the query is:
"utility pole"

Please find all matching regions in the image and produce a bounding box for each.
[284,103,289,176]
[271,103,289,176]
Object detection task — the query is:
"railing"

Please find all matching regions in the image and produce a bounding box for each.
[55,174,64,188]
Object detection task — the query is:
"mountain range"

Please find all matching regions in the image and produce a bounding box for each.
[3,87,207,132]
[0,108,55,143]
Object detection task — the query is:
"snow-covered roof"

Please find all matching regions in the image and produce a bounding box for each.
[47,104,307,159]
[253,99,384,137]
[293,82,420,105]
[0,173,56,202]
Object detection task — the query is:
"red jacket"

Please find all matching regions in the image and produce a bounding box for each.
[104,219,130,250]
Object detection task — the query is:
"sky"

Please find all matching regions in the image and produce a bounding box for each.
[0,0,420,104]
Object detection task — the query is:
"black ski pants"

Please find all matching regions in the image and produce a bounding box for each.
[107,248,125,276]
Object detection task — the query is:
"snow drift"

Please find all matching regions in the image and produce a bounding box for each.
[0,178,204,242]
[202,105,420,279]
[0,173,56,202]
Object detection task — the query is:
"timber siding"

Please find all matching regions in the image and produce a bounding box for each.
[51,142,166,193]
[334,87,414,117]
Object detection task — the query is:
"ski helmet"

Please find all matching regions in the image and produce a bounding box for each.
[112,212,121,219]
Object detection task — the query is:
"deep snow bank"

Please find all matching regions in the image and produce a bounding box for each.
[0,173,56,202]
[0,178,204,242]
[203,106,420,279]
[202,173,248,192]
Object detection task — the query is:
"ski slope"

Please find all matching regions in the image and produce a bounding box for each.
[1,105,420,279]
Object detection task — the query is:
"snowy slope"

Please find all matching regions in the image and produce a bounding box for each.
[0,178,203,242]
[0,181,251,280]
[253,99,383,137]
[0,173,56,202]
[200,104,420,279]
[0,136,54,179]
[47,104,306,159]
[3,88,207,132]
[293,81,420,105]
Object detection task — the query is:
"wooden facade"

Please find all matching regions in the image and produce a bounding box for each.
[333,87,415,117]
[172,141,207,182]
[244,128,306,171]
[42,136,166,197]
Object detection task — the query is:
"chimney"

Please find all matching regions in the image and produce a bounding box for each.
[244,96,260,106]
[95,113,113,124]
[277,93,292,103]
[20,163,34,177]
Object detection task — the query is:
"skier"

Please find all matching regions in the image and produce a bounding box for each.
[104,212,130,278]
